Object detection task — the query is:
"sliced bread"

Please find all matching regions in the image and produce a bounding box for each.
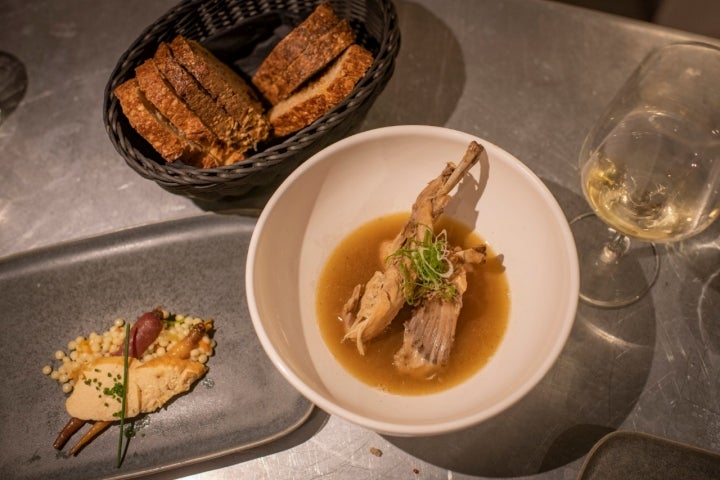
[135,58,218,149]
[168,35,270,151]
[153,42,243,150]
[252,3,355,105]
[269,44,373,137]
[113,78,220,168]
[134,57,245,167]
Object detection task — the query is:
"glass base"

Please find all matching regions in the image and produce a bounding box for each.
[570,212,660,308]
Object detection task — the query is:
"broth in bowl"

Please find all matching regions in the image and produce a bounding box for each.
[316,213,509,395]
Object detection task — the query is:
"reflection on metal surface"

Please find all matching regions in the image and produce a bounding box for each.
[0,199,7,226]
[584,320,644,349]
[698,268,720,353]
[667,220,720,355]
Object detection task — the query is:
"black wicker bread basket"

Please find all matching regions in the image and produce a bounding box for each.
[104,0,400,200]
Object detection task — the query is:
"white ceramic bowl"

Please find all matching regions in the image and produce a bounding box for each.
[246,125,579,436]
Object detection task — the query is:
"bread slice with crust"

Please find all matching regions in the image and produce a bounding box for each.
[269,44,373,137]
[135,59,217,150]
[252,3,356,105]
[134,57,246,167]
[113,78,220,168]
[168,35,270,151]
[153,42,243,150]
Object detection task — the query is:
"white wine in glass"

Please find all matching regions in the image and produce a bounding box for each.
[572,42,720,308]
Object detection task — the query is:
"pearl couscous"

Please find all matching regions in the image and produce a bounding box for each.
[43,309,216,394]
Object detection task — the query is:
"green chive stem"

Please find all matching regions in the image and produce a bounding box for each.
[387,227,457,305]
[116,322,131,468]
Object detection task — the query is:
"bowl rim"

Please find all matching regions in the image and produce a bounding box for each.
[246,125,580,435]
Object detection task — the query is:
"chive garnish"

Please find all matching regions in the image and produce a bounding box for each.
[116,322,130,468]
[388,227,457,305]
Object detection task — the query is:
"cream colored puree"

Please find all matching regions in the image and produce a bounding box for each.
[316,213,510,395]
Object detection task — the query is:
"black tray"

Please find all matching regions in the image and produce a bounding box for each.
[578,431,720,480]
[0,214,313,479]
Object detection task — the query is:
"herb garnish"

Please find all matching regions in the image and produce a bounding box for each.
[388,227,456,305]
[116,322,130,468]
[163,312,178,327]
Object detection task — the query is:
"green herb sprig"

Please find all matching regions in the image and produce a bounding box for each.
[116,323,130,468]
[388,227,456,305]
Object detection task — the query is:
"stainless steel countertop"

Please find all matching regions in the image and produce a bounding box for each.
[2,1,720,479]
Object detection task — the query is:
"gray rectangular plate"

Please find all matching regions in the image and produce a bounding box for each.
[578,431,720,480]
[0,214,313,479]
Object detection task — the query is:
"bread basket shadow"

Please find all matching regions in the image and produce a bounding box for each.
[103,0,400,201]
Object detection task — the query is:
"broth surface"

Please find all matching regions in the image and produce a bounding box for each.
[316,213,510,395]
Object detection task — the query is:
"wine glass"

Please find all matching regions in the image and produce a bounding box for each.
[571,42,720,308]
[0,51,28,125]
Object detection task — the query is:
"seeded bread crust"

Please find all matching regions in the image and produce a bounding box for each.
[269,44,373,137]
[113,78,219,168]
[252,3,355,105]
[168,35,270,151]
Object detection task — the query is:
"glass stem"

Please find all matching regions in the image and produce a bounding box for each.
[600,232,630,264]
